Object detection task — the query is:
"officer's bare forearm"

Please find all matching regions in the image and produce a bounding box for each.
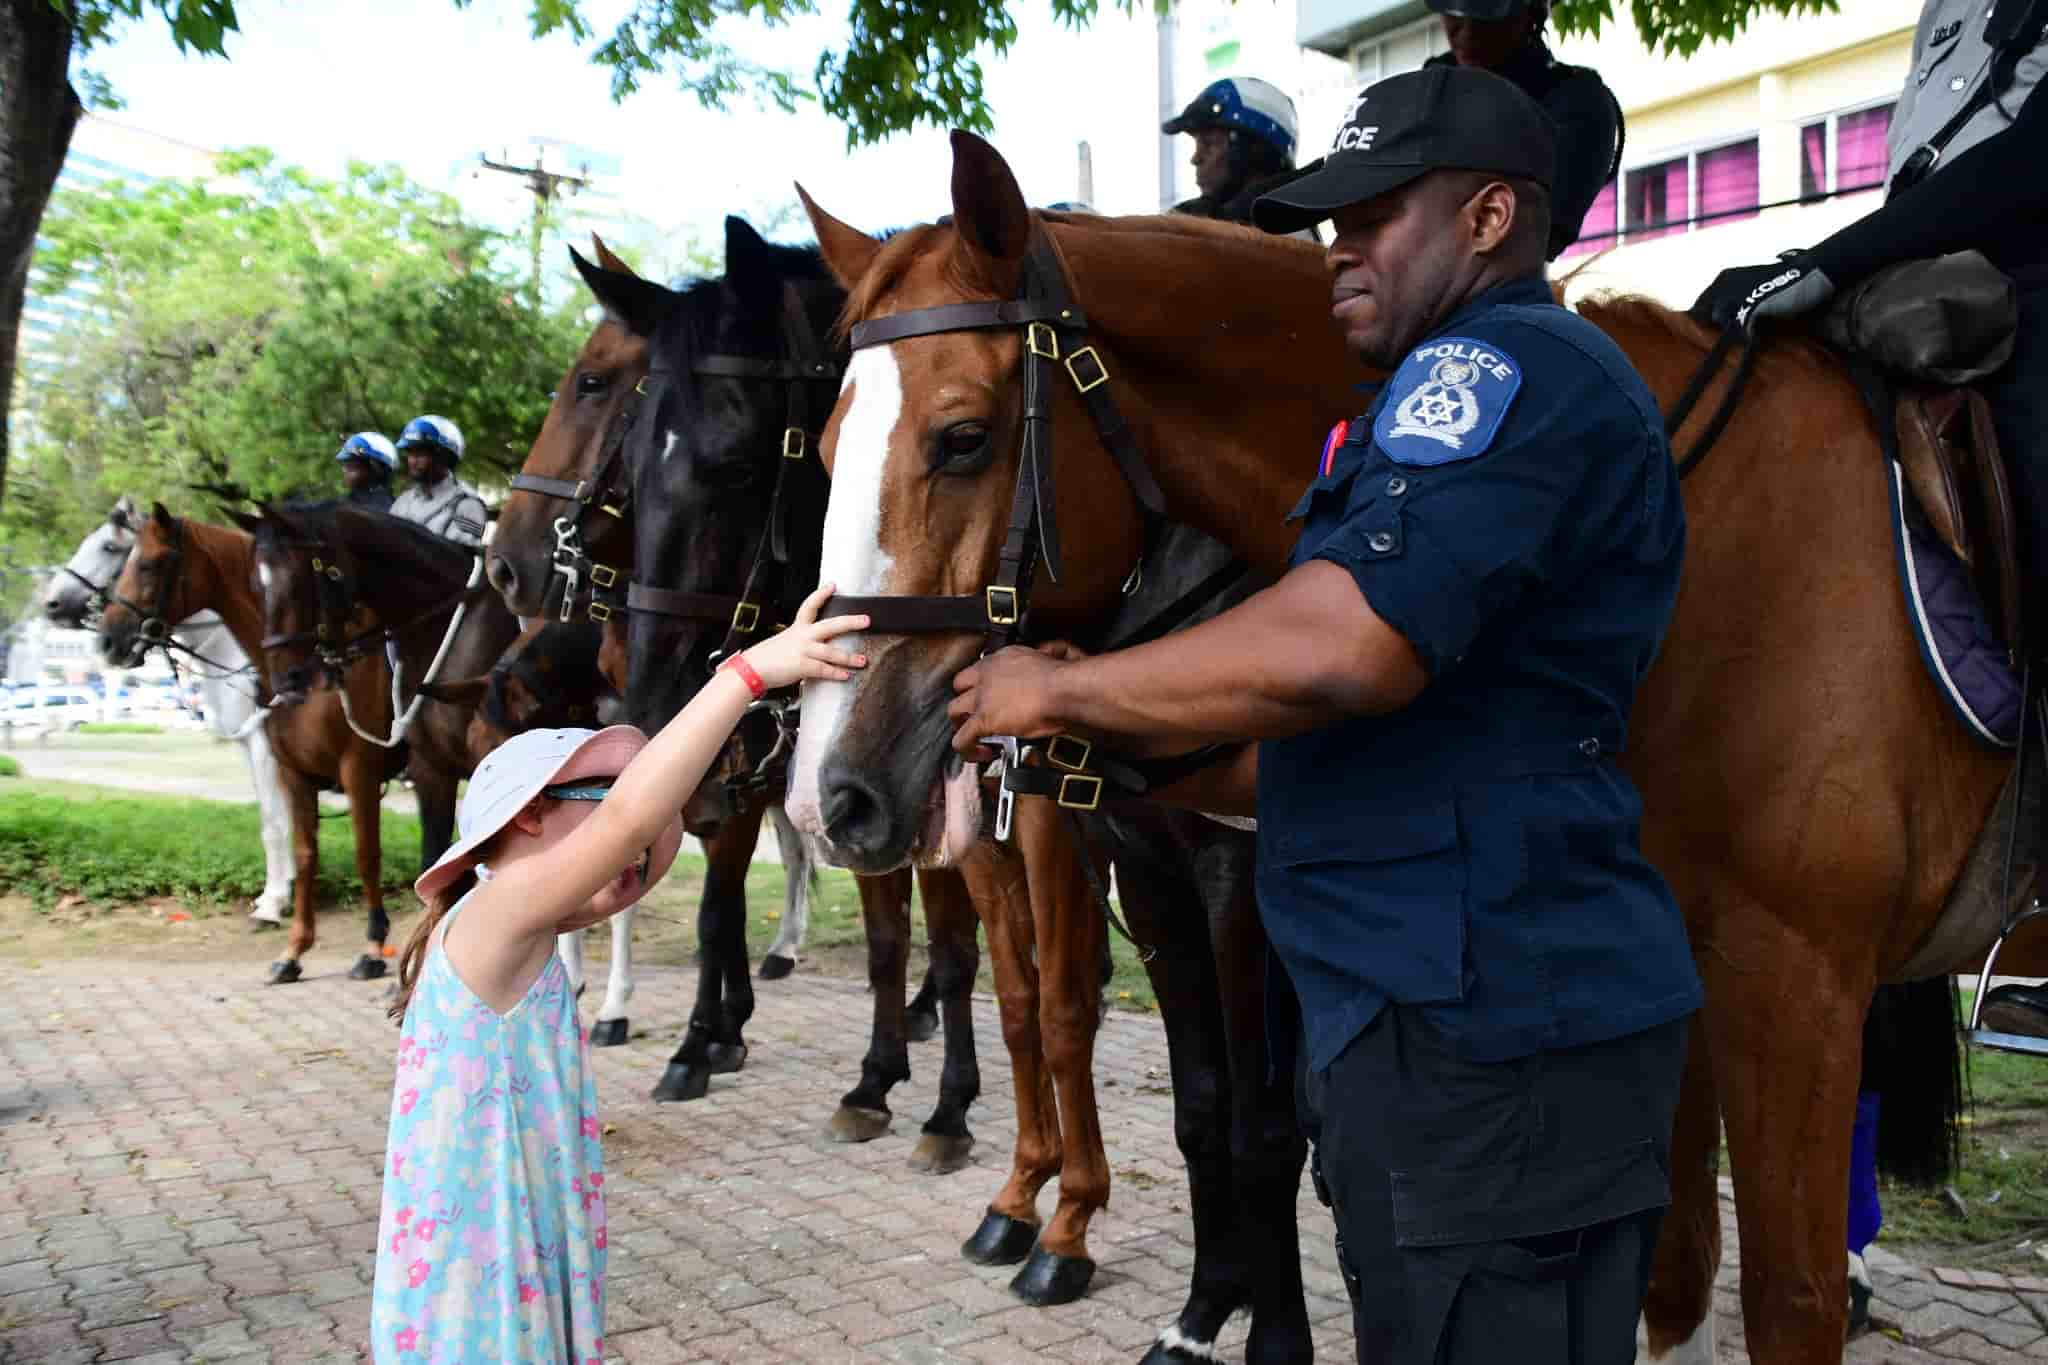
[1148,745,1259,818]
[1045,561,1425,749]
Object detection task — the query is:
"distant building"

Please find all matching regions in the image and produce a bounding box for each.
[1295,0,1921,306]
[21,114,220,375]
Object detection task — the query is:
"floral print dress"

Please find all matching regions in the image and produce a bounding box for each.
[370,882,605,1363]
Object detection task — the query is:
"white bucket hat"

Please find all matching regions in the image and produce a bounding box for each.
[415,726,683,904]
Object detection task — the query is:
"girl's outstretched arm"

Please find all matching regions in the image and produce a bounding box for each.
[485,584,867,939]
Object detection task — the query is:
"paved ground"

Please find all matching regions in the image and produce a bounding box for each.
[0,953,2044,1364]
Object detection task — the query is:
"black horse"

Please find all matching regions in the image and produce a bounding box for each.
[577,219,1309,1359]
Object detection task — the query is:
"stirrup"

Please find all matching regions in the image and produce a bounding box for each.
[1965,899,2048,1056]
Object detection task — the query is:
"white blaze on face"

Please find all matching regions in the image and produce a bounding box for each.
[257,562,274,593]
[786,346,902,837]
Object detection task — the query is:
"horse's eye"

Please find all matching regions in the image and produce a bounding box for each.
[575,372,609,398]
[933,421,993,475]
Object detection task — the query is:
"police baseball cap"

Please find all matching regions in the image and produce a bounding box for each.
[1252,66,1556,235]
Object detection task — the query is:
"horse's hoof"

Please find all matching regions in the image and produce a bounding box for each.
[961,1211,1038,1266]
[247,911,282,930]
[1140,1329,1223,1365]
[266,959,303,986]
[706,1042,747,1075]
[758,953,796,981]
[907,1008,940,1044]
[347,954,387,981]
[827,1105,892,1143]
[909,1131,974,1174]
[588,1018,630,1048]
[1010,1245,1095,1306]
[651,1063,711,1103]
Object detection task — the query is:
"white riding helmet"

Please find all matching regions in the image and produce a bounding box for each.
[396,415,466,465]
[334,431,398,472]
[1161,77,1301,159]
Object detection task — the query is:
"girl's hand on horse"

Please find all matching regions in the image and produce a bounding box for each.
[740,583,869,690]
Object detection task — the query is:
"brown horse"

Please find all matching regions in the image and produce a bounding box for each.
[99,506,425,984]
[789,131,2044,1362]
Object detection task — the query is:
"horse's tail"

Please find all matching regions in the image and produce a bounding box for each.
[1862,977,1966,1186]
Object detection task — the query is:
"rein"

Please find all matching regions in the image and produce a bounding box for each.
[624,278,845,667]
[1667,324,1761,480]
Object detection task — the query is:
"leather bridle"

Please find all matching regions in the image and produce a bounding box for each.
[508,383,640,624]
[107,516,186,650]
[623,278,844,668]
[822,229,1168,657]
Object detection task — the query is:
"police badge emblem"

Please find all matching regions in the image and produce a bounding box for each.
[1373,336,1522,466]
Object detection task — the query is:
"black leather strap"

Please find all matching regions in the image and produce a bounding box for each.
[849,297,1072,349]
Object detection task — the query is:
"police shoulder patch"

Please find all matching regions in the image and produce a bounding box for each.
[1372,335,1522,466]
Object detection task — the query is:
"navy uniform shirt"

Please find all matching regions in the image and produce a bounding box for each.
[1257,275,1702,1071]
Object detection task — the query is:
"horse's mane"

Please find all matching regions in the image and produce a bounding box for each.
[1576,291,1843,385]
[838,211,1322,336]
[262,499,472,590]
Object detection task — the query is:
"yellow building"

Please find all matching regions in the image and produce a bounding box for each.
[1297,0,1924,306]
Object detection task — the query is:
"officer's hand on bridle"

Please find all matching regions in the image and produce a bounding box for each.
[948,642,1085,762]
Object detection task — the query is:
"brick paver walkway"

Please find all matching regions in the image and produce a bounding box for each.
[0,954,2042,1363]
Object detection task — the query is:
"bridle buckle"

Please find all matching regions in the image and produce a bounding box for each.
[1046,734,1093,772]
[1056,772,1103,811]
[731,601,762,634]
[985,585,1020,627]
[590,563,619,589]
[782,428,807,461]
[1025,322,1060,360]
[1065,347,1110,394]
[587,602,613,623]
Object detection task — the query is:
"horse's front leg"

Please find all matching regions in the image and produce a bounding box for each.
[910,866,980,1173]
[760,803,810,979]
[652,802,764,1101]
[341,748,390,982]
[586,906,636,1047]
[830,868,914,1143]
[1641,1020,1723,1364]
[268,762,320,986]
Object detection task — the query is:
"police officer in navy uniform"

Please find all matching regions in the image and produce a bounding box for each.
[1422,0,1625,258]
[1694,0,2048,1037]
[950,66,1702,1363]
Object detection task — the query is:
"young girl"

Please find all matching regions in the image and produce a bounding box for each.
[369,584,866,1364]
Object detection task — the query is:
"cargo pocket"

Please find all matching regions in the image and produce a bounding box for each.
[1405,1234,1576,1364]
[1270,799,1466,1005]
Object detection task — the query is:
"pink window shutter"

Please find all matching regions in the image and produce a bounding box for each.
[1562,178,1618,257]
[1698,139,1759,226]
[1800,124,1828,197]
[1836,106,1894,192]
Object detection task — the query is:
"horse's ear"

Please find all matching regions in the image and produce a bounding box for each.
[110,495,137,530]
[226,509,265,536]
[723,216,779,301]
[151,501,175,529]
[568,245,671,339]
[589,234,635,277]
[948,130,1031,283]
[798,184,881,289]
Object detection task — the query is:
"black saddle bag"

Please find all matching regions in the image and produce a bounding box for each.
[1818,250,2018,385]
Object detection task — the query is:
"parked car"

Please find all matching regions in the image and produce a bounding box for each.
[6,685,103,731]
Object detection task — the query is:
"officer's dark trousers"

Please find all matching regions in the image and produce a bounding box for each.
[1301,1006,1690,1365]
[1990,269,2048,639]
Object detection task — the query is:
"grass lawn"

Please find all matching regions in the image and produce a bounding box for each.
[1875,993,2048,1275]
[0,773,1162,1010]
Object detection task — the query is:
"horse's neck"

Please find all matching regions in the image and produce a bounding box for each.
[182,525,269,664]
[1059,223,1353,574]
[169,614,249,671]
[391,578,518,696]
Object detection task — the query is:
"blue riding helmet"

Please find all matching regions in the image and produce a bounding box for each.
[1161,77,1299,160]
[396,414,466,465]
[1425,0,1544,19]
[334,431,398,472]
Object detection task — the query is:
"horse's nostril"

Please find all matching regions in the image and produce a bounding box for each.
[820,766,893,856]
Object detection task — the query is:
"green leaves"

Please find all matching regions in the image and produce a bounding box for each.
[54,0,243,57]
[13,150,581,536]
[1552,0,1840,57]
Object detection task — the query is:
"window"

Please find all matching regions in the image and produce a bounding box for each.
[1626,157,1690,242]
[1801,102,1896,198]
[1618,137,1760,242]
[1349,18,1444,84]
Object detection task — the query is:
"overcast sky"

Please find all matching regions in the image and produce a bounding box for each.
[82,0,1183,256]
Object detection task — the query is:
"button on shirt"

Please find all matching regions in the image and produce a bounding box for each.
[1257,275,1703,1071]
[391,476,489,549]
[1888,0,2048,190]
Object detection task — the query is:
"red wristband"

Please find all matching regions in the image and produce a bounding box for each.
[721,654,766,700]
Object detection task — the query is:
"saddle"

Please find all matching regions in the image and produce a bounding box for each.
[1893,385,2024,660]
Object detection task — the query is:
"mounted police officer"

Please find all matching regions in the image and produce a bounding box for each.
[334,432,397,513]
[951,66,1701,1364]
[1161,76,1302,224]
[1694,0,2048,1039]
[1423,0,1625,258]
[390,415,488,549]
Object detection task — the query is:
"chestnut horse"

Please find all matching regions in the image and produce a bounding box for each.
[788,131,2044,1362]
[99,506,427,983]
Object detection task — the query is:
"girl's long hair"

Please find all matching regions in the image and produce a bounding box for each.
[388,865,478,1022]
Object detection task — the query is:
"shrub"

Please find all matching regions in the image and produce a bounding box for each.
[75,722,165,735]
[0,756,18,778]
[0,787,422,908]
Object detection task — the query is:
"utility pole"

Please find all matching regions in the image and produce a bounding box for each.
[1077,140,1095,208]
[1157,2,1178,211]
[477,147,590,305]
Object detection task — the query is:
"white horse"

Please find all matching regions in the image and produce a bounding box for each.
[46,497,295,925]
